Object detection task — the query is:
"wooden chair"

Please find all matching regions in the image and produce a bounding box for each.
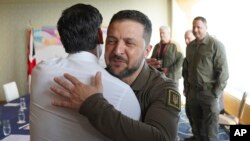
[219,91,248,131]
[3,81,20,102]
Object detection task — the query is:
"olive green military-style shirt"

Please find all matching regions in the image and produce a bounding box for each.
[182,33,229,97]
[80,63,181,141]
[151,43,183,81]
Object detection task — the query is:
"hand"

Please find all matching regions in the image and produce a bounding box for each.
[161,68,168,75]
[146,58,161,69]
[50,72,103,110]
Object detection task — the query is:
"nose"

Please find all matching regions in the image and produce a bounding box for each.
[113,41,125,55]
[193,28,198,33]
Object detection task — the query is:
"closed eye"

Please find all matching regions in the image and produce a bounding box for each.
[106,37,117,45]
[125,39,136,47]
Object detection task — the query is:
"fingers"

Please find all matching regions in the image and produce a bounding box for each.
[147,58,161,68]
[90,72,103,92]
[146,58,155,64]
[151,58,157,61]
[52,100,71,108]
[95,72,103,92]
[146,58,151,63]
[64,73,82,86]
[50,86,70,98]
[54,77,73,92]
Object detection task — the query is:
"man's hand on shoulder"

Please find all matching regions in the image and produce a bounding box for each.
[50,72,103,110]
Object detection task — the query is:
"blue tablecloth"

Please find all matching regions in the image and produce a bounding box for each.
[0,95,30,140]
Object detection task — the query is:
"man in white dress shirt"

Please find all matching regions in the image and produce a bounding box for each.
[30,3,141,141]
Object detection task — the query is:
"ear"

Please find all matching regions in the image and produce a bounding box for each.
[97,28,103,44]
[144,45,152,57]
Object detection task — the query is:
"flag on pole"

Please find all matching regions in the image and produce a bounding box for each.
[27,29,36,75]
[27,29,36,93]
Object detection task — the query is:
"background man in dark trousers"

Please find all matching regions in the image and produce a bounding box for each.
[182,16,229,141]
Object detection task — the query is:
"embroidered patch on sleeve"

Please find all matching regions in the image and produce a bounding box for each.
[167,89,181,111]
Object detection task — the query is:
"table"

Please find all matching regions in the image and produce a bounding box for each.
[0,95,30,140]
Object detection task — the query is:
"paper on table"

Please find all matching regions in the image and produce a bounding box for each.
[19,124,30,130]
[24,124,30,130]
[4,103,20,107]
[1,134,30,141]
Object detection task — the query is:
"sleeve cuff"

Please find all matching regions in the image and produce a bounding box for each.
[79,93,103,115]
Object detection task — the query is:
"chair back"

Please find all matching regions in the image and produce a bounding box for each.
[238,92,248,119]
[3,81,19,102]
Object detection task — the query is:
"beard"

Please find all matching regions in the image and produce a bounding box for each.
[106,54,144,79]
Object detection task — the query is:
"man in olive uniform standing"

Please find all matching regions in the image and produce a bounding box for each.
[148,26,183,87]
[50,10,181,141]
[182,16,229,141]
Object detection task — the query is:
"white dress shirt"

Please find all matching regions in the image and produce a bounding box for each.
[30,51,141,141]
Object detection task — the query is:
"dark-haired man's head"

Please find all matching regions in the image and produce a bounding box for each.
[105,10,152,83]
[57,3,103,54]
[192,16,207,41]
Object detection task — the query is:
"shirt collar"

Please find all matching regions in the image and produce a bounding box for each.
[195,33,209,45]
[201,33,210,45]
[67,51,98,63]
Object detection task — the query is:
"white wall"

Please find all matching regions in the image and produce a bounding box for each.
[0,0,170,100]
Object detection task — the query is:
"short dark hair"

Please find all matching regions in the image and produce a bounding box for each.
[57,3,103,53]
[109,10,152,46]
[193,16,207,26]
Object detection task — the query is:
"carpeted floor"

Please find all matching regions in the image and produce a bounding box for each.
[178,108,230,141]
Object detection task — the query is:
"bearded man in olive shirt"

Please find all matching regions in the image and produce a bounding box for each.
[182,16,229,141]
[50,10,181,141]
